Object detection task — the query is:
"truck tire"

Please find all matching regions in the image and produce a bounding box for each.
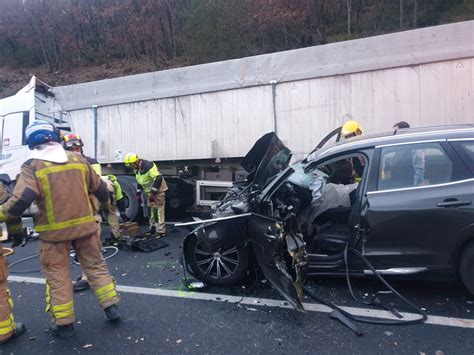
[184,234,248,286]
[117,176,139,221]
[460,241,474,295]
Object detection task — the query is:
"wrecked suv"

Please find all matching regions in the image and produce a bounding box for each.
[180,125,474,310]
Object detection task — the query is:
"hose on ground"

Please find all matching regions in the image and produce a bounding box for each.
[303,246,427,327]
[9,246,119,274]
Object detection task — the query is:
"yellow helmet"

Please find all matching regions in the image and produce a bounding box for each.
[341,120,363,139]
[124,152,140,166]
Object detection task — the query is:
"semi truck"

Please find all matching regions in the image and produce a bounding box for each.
[1,20,473,220]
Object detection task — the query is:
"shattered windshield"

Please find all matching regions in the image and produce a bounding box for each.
[255,147,292,188]
[243,132,292,190]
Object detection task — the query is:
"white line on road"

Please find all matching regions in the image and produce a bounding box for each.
[8,275,474,329]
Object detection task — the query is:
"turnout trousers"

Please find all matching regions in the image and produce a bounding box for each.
[149,192,166,234]
[106,190,121,240]
[39,231,119,326]
[0,243,17,342]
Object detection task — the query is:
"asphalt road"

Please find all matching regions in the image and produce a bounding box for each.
[1,224,473,354]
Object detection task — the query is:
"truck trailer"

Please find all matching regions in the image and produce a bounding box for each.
[1,20,473,220]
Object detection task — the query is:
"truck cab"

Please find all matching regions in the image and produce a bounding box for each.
[0,77,69,183]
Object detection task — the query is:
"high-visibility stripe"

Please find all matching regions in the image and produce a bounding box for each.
[95,283,118,304]
[0,315,14,335]
[52,301,74,319]
[45,282,51,313]
[36,163,90,225]
[6,289,13,310]
[136,163,160,193]
[35,163,89,178]
[111,178,123,201]
[0,206,5,222]
[150,208,157,224]
[35,215,96,232]
[91,164,102,177]
[37,173,54,224]
[45,280,74,319]
[34,163,95,232]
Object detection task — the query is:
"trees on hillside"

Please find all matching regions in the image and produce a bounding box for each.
[0,0,470,72]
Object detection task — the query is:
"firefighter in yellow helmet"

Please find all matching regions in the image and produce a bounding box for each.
[0,182,26,344]
[0,120,120,339]
[341,120,363,139]
[125,153,168,237]
[328,120,364,184]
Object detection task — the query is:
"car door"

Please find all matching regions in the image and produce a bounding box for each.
[361,140,473,273]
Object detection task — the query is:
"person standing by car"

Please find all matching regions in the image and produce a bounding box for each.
[124,153,168,237]
[391,121,426,186]
[0,120,120,338]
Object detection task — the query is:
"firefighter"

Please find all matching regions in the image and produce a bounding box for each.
[341,120,363,139]
[62,133,126,292]
[124,153,168,236]
[328,120,364,184]
[62,133,127,242]
[62,133,102,176]
[0,120,120,338]
[101,174,129,245]
[0,183,26,344]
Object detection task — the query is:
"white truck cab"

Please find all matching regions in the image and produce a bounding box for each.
[0,76,69,183]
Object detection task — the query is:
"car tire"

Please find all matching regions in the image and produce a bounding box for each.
[460,241,474,295]
[185,234,249,287]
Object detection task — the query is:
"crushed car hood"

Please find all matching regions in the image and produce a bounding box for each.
[240,132,292,189]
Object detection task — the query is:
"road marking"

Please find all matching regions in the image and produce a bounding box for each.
[8,275,474,329]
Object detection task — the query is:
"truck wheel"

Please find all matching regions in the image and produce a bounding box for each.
[117,176,139,221]
[185,234,248,287]
[460,241,474,295]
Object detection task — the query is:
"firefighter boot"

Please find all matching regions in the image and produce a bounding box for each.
[145,226,156,236]
[73,276,90,292]
[104,305,120,322]
[49,322,75,338]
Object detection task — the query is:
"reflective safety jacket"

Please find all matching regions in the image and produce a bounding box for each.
[135,160,168,195]
[107,175,123,201]
[0,151,109,242]
[85,156,102,177]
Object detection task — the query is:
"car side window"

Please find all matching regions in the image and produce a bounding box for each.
[378,142,453,191]
[459,141,474,162]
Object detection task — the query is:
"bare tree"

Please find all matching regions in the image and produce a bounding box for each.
[412,0,418,28]
[399,0,404,28]
[347,0,352,35]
